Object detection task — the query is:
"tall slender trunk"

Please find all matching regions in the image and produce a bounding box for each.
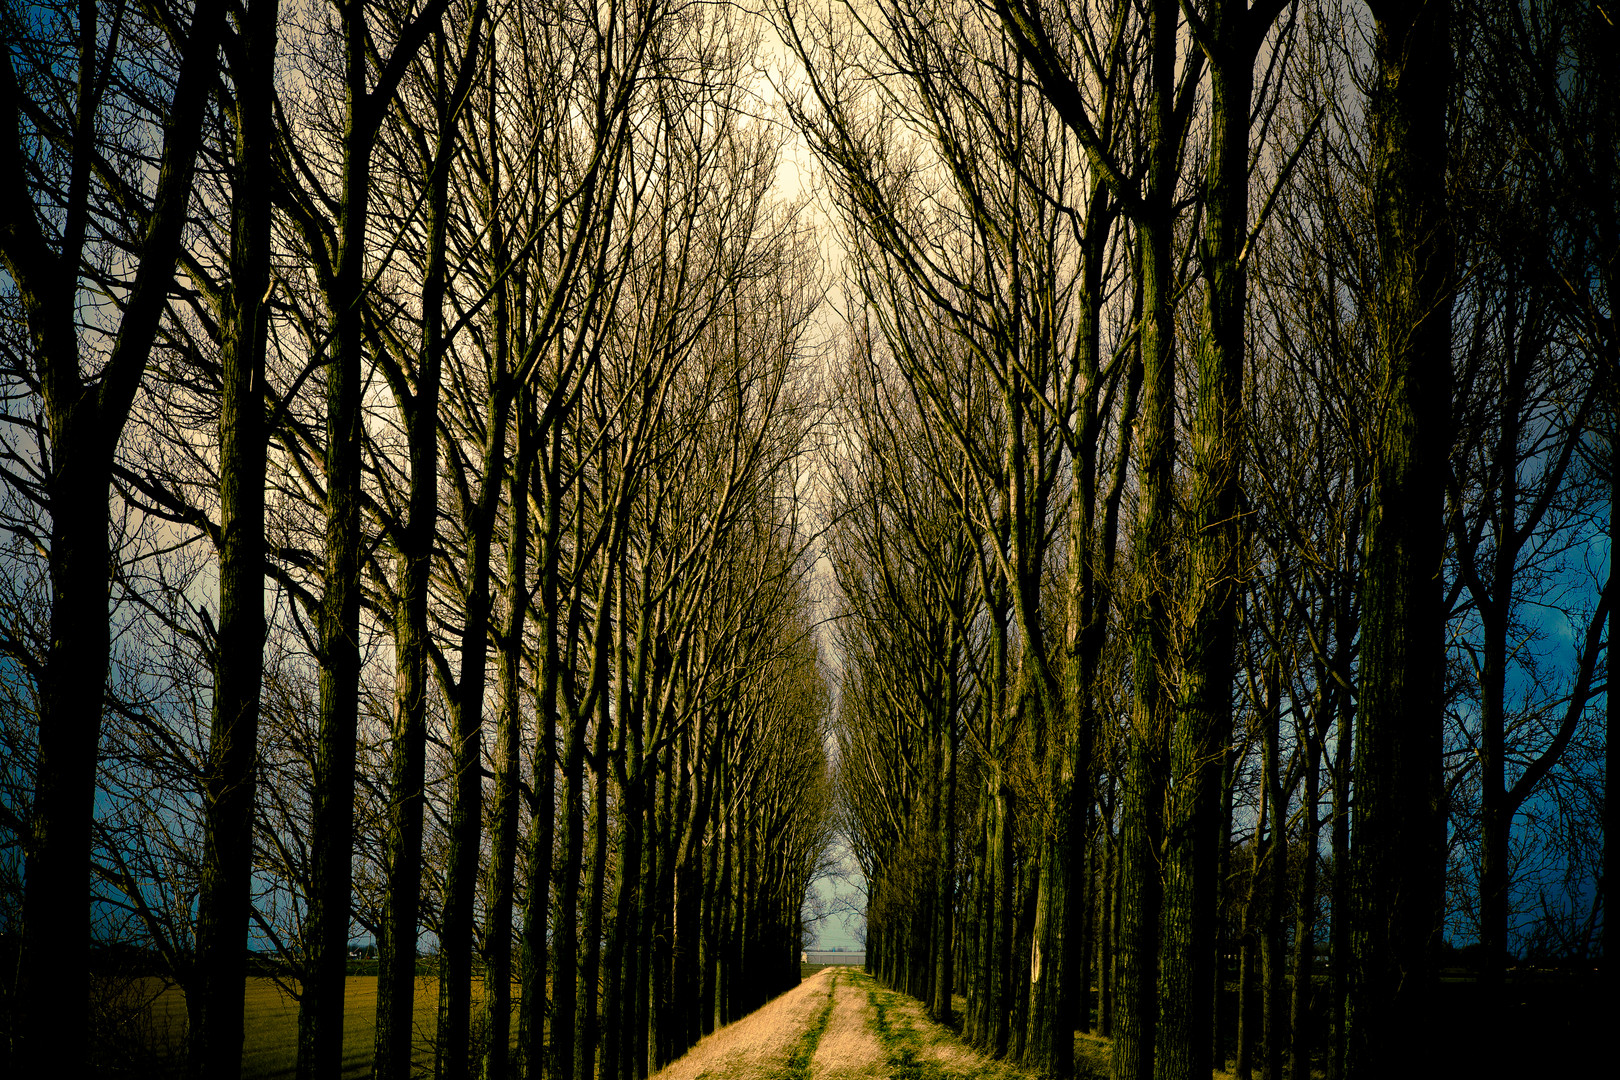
[672,718,708,1059]
[633,778,659,1079]
[1346,7,1454,1080]
[989,768,1015,1058]
[295,5,453,1074]
[1027,718,1075,1076]
[1076,823,1095,1037]
[1113,10,1176,1079]
[438,358,508,1080]
[376,24,462,1078]
[1158,3,1261,1075]
[1328,683,1352,1080]
[933,699,958,1025]
[1113,725,1166,1080]
[1212,750,1238,1069]
[190,4,277,1075]
[1260,664,1286,1080]
[739,799,764,1013]
[439,652,490,1080]
[482,389,533,1080]
[1609,407,1618,997]
[1474,298,1533,1021]
[602,779,643,1080]
[1098,812,1115,1038]
[519,456,564,1080]
[1290,702,1324,1080]
[297,13,372,1074]
[1235,811,1263,1080]
[576,675,613,1080]
[711,754,733,1029]
[552,697,587,1077]
[966,784,991,1045]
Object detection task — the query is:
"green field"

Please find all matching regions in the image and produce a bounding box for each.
[94,975,516,1078]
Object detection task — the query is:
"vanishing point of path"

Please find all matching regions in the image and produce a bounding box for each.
[647,968,1112,1080]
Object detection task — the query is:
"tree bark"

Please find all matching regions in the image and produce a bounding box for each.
[1260,665,1286,1080]
[1328,683,1352,1080]
[1157,3,1289,1075]
[482,386,533,1080]
[1113,5,1176,1078]
[190,3,278,1075]
[1345,6,1454,1080]
[375,16,473,1077]
[518,459,563,1079]
[932,697,957,1025]
[1,4,219,1072]
[1290,699,1323,1080]
[295,7,452,1076]
[298,10,372,1074]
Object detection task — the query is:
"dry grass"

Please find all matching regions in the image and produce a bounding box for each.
[857,973,1031,1080]
[647,968,838,1080]
[1074,1030,1112,1079]
[807,972,883,1080]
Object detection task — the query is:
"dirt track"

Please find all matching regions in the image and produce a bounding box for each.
[648,967,1069,1080]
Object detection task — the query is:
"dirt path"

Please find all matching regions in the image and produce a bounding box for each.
[648,967,1094,1080]
[806,970,883,1080]
[646,968,837,1080]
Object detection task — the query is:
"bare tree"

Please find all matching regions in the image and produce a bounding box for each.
[0,3,221,1071]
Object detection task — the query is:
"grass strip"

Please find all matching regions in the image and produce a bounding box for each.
[860,975,949,1080]
[781,972,839,1080]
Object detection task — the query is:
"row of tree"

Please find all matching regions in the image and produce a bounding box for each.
[0,2,835,1078]
[801,2,1611,1080]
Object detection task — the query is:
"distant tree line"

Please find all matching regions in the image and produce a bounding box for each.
[0,2,835,1079]
[784,2,1612,1079]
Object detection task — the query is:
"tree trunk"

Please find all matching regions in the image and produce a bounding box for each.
[377,21,463,1077]
[296,12,372,1070]
[1328,684,1352,1080]
[482,388,533,1080]
[576,690,613,1080]
[518,464,564,1080]
[295,5,455,1074]
[3,4,218,1073]
[190,3,277,1075]
[1156,4,1253,1077]
[1111,727,1164,1080]
[601,779,643,1080]
[1099,813,1115,1039]
[1235,925,1255,1080]
[552,697,588,1077]
[1345,6,1454,1080]
[437,345,507,1080]
[1212,749,1238,1069]
[1290,703,1323,1080]
[1261,665,1286,1080]
[1113,5,1176,1078]
[933,702,957,1025]
[989,770,1016,1058]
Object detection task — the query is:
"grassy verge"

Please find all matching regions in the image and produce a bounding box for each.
[781,970,839,1080]
[860,974,950,1080]
[855,970,1111,1080]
